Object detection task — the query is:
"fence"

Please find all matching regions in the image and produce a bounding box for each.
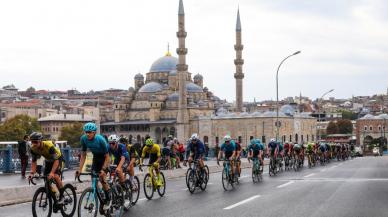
[0,145,82,174]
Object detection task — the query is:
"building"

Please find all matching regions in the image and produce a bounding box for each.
[38,113,96,139]
[101,0,317,146]
[355,114,388,147]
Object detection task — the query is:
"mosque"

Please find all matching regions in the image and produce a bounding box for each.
[101,0,317,147]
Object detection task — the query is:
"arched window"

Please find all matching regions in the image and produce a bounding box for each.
[295,134,299,143]
[204,136,209,144]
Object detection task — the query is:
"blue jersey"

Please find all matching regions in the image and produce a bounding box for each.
[81,134,109,155]
[220,140,236,155]
[268,141,278,151]
[186,140,205,159]
[110,143,129,164]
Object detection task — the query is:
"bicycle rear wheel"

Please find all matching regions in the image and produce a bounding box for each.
[60,183,77,217]
[78,187,98,217]
[204,165,210,181]
[222,168,233,191]
[32,187,52,217]
[157,172,166,197]
[199,168,208,191]
[131,176,140,205]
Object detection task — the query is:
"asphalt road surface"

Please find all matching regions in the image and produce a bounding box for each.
[1,156,388,217]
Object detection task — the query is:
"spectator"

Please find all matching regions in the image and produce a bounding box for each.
[18,135,29,179]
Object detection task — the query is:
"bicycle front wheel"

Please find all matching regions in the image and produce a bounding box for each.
[32,187,52,217]
[222,168,233,191]
[199,168,208,191]
[187,170,196,193]
[60,183,77,217]
[143,173,154,200]
[78,187,98,217]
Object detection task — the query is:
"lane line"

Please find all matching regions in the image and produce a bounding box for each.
[276,181,295,188]
[304,173,315,178]
[320,169,327,172]
[223,195,261,210]
[330,165,338,169]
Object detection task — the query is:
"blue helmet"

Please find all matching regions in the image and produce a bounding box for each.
[83,122,97,132]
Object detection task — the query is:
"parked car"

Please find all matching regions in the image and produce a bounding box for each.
[373,147,380,156]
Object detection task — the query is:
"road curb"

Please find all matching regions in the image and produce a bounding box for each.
[0,162,253,207]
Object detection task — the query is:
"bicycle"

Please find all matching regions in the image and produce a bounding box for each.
[284,153,291,171]
[29,175,76,217]
[186,160,208,193]
[250,157,262,183]
[307,152,314,168]
[140,164,166,200]
[220,159,237,191]
[185,160,210,188]
[293,154,303,171]
[269,153,278,176]
[77,169,124,217]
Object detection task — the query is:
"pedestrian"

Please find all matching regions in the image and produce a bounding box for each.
[18,135,30,178]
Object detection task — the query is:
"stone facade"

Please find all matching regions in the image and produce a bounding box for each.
[355,114,388,146]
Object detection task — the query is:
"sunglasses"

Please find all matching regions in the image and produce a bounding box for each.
[109,142,116,145]
[85,131,95,134]
[31,140,40,144]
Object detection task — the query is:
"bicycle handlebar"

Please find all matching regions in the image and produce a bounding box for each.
[29,175,45,186]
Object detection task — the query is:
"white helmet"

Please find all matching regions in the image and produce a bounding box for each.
[270,138,276,142]
[108,134,119,143]
[191,133,199,141]
[224,135,232,142]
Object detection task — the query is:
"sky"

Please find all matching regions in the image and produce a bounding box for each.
[0,0,387,102]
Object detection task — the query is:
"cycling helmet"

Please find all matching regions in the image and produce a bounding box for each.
[250,139,256,145]
[30,132,43,141]
[168,135,173,139]
[270,138,276,142]
[224,135,232,142]
[83,122,97,132]
[146,138,154,146]
[119,136,128,144]
[191,133,199,141]
[108,134,119,143]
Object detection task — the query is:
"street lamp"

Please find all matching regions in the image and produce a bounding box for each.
[317,89,334,141]
[276,50,301,141]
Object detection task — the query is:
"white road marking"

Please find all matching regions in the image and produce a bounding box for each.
[239,175,250,179]
[320,169,327,172]
[276,181,295,188]
[330,165,338,169]
[304,173,315,178]
[223,195,261,210]
[138,198,147,202]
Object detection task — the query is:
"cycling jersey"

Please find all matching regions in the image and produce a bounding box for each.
[80,134,109,155]
[141,144,161,164]
[319,144,326,152]
[126,144,139,159]
[220,140,236,158]
[293,144,302,151]
[186,140,205,160]
[248,144,263,156]
[278,143,284,152]
[306,143,313,153]
[110,143,129,165]
[284,143,290,150]
[268,141,278,151]
[30,141,62,162]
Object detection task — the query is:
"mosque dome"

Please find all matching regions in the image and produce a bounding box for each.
[167,92,179,101]
[149,54,178,73]
[186,82,203,93]
[138,82,164,93]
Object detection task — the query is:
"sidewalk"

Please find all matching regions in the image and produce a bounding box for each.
[0,159,258,206]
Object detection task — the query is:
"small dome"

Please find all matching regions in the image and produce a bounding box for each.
[280,105,295,115]
[149,55,178,73]
[167,92,179,101]
[186,82,203,93]
[134,73,144,79]
[128,87,135,92]
[194,73,203,80]
[138,82,163,93]
[377,114,388,119]
[361,114,375,119]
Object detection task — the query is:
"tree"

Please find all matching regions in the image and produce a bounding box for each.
[326,121,339,135]
[0,115,41,141]
[337,119,353,134]
[341,110,358,120]
[59,122,83,147]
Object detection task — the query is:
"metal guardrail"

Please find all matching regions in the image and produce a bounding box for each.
[0,146,82,173]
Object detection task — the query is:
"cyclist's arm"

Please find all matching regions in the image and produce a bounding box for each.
[78,138,88,172]
[102,153,110,172]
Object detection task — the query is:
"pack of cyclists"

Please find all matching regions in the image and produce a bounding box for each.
[27,122,355,216]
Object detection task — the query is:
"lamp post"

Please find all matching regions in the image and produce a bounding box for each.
[317,89,334,141]
[276,51,301,141]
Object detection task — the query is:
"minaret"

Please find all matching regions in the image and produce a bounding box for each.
[234,8,244,112]
[176,0,190,142]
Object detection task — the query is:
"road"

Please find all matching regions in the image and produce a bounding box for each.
[1,156,388,217]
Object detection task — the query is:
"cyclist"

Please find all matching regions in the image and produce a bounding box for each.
[306,142,314,165]
[235,140,242,177]
[28,132,65,205]
[185,134,206,172]
[247,139,264,169]
[267,138,279,165]
[217,135,237,177]
[170,139,181,169]
[293,143,303,166]
[319,142,327,162]
[139,138,162,187]
[108,135,129,189]
[121,137,139,190]
[278,141,284,168]
[76,122,111,210]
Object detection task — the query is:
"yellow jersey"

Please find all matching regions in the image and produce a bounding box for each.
[30,141,62,162]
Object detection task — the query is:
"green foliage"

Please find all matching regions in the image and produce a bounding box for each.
[341,110,358,120]
[326,121,339,134]
[59,122,83,148]
[337,119,353,134]
[0,115,41,141]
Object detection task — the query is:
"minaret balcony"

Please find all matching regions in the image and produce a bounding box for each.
[234,59,244,65]
[234,44,244,50]
[176,31,187,38]
[176,48,188,55]
[234,73,245,79]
